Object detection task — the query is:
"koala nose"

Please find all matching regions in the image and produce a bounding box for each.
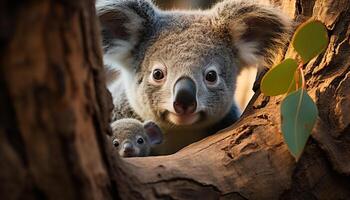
[173,77,197,114]
[123,142,134,154]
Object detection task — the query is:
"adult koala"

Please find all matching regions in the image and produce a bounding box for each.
[97,0,291,155]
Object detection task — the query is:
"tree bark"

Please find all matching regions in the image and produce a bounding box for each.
[0,1,115,199]
[1,0,349,200]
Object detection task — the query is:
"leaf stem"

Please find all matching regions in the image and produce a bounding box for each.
[296,63,305,89]
[294,70,300,90]
[299,66,305,89]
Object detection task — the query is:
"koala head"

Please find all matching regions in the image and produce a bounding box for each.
[97,0,291,131]
[110,118,163,157]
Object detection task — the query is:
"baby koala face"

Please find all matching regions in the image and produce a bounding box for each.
[110,118,163,157]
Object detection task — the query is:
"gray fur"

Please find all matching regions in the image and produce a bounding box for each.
[110,78,142,122]
[110,118,162,157]
[98,0,291,155]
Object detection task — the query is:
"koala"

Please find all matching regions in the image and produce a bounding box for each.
[110,118,163,157]
[97,0,291,155]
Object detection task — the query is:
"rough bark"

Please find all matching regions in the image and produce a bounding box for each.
[1,0,349,200]
[0,1,115,199]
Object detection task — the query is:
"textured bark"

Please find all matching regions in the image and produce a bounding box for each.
[1,0,350,200]
[0,1,115,199]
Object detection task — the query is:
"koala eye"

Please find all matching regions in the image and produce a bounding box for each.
[205,70,218,83]
[152,69,165,81]
[137,137,144,144]
[150,62,167,85]
[112,139,119,147]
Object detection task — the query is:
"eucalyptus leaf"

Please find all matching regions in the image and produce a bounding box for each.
[281,89,318,160]
[261,58,298,96]
[292,20,329,63]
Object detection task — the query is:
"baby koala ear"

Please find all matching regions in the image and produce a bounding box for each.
[143,121,163,145]
[213,0,292,67]
[96,0,157,69]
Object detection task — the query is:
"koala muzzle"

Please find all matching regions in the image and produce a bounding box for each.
[122,142,134,154]
[173,77,197,115]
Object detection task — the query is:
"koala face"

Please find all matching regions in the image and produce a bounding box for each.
[110,119,162,157]
[98,0,291,132]
[112,132,149,157]
[133,22,238,130]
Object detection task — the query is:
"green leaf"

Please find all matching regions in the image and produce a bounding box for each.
[281,89,318,160]
[261,58,298,96]
[292,20,329,63]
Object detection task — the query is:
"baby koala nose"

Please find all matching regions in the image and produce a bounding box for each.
[123,142,134,154]
[173,77,197,115]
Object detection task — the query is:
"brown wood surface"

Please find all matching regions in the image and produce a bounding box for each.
[0,0,349,199]
[0,1,114,199]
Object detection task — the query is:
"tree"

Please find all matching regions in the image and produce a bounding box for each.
[1,0,349,199]
[0,1,114,199]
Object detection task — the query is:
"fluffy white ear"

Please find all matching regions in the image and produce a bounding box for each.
[96,0,156,69]
[213,0,292,68]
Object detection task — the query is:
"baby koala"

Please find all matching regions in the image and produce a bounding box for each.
[110,118,163,157]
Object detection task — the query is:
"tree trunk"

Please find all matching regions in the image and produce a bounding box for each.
[0,1,115,199]
[1,0,349,200]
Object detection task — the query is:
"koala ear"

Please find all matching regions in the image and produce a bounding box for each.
[96,0,156,69]
[143,121,163,145]
[213,1,292,67]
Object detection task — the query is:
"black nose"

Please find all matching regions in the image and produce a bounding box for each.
[123,142,134,154]
[173,77,197,114]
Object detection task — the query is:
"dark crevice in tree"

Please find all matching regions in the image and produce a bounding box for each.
[0,76,28,167]
[220,192,248,200]
[148,176,221,190]
[233,125,256,145]
[31,185,48,200]
[252,96,270,109]
[295,0,303,17]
